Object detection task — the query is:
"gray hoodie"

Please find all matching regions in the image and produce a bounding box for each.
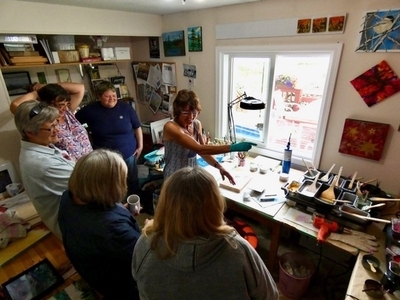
[132,231,278,300]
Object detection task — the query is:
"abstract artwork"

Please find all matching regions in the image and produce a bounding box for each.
[188,26,202,52]
[350,60,400,107]
[162,30,186,57]
[357,9,400,52]
[338,118,390,161]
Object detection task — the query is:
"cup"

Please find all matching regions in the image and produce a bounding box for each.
[6,183,23,197]
[127,194,141,214]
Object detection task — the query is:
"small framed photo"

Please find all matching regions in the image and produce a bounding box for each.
[188,26,202,52]
[1,258,64,300]
[3,71,32,96]
[55,69,71,83]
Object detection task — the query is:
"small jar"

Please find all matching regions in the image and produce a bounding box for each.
[78,44,90,59]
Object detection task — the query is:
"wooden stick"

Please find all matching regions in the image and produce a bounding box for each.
[369,197,400,202]
[349,213,391,223]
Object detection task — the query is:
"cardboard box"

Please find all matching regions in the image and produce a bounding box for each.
[57,50,79,63]
[114,47,131,60]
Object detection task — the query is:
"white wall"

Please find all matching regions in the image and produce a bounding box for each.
[1,0,400,196]
[0,0,161,36]
[158,0,400,195]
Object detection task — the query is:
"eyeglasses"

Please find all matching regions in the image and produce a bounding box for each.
[29,103,47,120]
[181,110,199,116]
[54,101,71,109]
[39,121,59,132]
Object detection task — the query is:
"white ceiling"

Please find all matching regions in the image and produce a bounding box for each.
[14,0,262,15]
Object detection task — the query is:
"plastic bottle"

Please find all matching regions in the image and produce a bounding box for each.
[282,134,292,174]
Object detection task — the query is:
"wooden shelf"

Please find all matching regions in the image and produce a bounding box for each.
[0,59,131,70]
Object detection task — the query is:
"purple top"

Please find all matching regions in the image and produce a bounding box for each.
[55,110,92,161]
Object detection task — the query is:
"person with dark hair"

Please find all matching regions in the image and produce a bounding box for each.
[76,80,143,196]
[59,149,140,300]
[10,82,92,161]
[132,167,278,300]
[162,89,255,181]
[14,100,75,238]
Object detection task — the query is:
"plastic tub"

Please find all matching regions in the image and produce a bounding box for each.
[279,252,314,299]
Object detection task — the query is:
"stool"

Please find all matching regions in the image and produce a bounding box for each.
[227,219,258,249]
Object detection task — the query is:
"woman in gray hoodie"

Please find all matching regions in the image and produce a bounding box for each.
[132,166,278,300]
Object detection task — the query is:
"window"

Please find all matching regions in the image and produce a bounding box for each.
[216,44,343,167]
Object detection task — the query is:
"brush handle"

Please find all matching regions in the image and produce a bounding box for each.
[369,197,400,202]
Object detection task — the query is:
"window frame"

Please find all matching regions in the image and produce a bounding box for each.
[215,43,343,167]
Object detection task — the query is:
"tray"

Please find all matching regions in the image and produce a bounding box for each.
[338,204,369,223]
[297,179,321,200]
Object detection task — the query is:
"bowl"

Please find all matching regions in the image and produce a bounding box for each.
[362,254,380,273]
[363,279,384,298]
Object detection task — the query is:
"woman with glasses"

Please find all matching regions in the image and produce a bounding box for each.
[14,100,75,239]
[163,89,255,182]
[10,82,92,161]
[132,167,278,300]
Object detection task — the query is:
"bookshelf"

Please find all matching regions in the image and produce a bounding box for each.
[0,59,131,70]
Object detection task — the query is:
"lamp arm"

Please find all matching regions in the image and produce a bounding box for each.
[227,93,246,144]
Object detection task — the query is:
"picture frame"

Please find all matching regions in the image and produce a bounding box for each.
[162,30,186,57]
[149,37,160,58]
[188,26,202,52]
[55,69,71,83]
[357,9,400,52]
[3,71,32,96]
[1,258,64,300]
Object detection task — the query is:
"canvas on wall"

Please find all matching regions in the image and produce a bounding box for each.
[357,9,400,52]
[188,26,202,52]
[162,30,186,57]
[338,118,390,161]
[350,60,400,107]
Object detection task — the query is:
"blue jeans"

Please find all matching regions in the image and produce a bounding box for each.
[124,155,140,198]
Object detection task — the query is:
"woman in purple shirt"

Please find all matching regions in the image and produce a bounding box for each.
[10,82,92,161]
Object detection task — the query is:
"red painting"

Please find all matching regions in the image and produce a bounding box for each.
[350,60,400,107]
[338,118,390,161]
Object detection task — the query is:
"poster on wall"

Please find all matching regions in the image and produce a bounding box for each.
[149,37,160,58]
[356,9,400,52]
[338,118,390,161]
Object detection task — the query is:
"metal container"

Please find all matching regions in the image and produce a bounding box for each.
[341,179,357,193]
[303,169,319,180]
[297,179,320,201]
[339,204,369,223]
[313,183,341,211]
[339,192,358,206]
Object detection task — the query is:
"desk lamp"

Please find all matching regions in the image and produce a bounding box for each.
[228,92,265,143]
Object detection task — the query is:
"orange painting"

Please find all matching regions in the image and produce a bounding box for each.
[338,118,390,161]
[312,17,327,33]
[328,16,345,32]
[297,19,311,33]
[350,60,400,107]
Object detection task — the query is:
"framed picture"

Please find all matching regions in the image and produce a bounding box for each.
[188,26,202,52]
[55,69,71,83]
[338,118,390,161]
[162,30,186,57]
[357,9,400,52]
[149,37,160,58]
[3,71,32,96]
[37,72,47,84]
[1,258,64,300]
[148,91,162,114]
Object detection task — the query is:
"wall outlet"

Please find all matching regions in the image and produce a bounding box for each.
[188,78,195,87]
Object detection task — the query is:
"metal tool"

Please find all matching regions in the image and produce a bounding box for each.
[366,259,377,272]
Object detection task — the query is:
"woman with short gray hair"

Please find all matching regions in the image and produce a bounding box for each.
[14,100,75,239]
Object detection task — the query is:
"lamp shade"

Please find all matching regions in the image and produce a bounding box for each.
[240,97,266,110]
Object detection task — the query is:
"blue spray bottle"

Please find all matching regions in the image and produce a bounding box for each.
[282,133,292,174]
